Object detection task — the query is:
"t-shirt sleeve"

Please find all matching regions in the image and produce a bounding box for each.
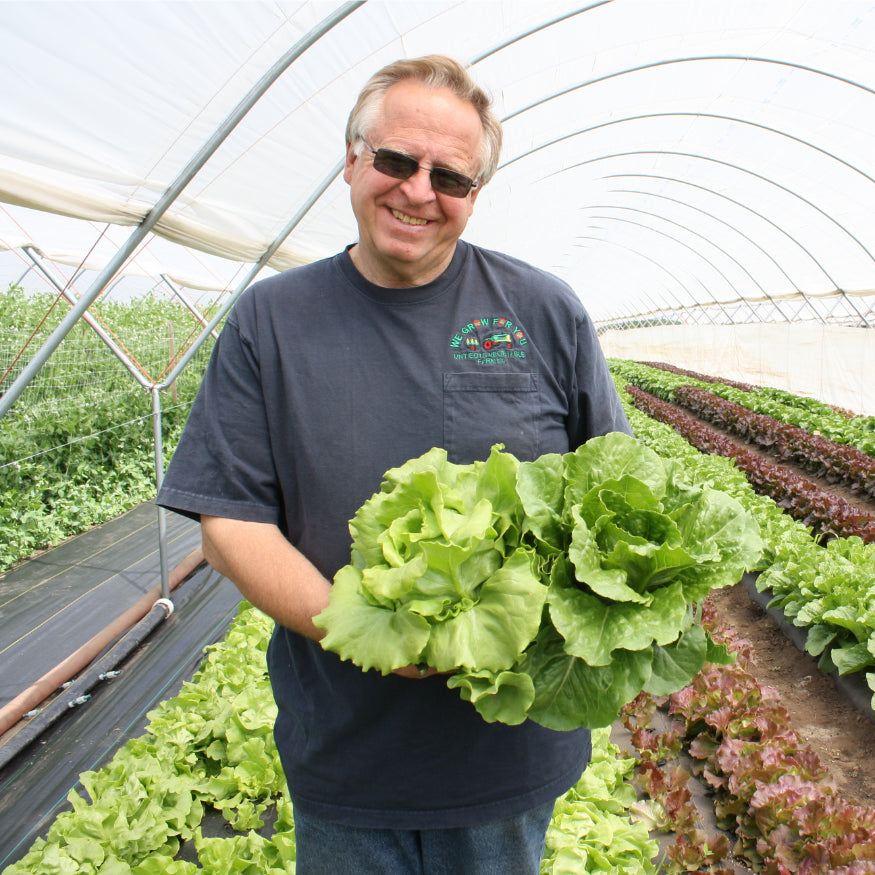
[156,308,282,525]
[567,308,633,446]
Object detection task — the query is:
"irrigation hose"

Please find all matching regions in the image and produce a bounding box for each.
[0,599,175,771]
[0,548,204,738]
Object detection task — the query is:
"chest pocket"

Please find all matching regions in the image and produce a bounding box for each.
[443,372,541,464]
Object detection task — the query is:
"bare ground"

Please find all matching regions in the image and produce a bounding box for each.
[708,581,875,808]
[670,404,875,809]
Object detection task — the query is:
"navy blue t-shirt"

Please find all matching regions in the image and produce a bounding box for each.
[157,240,632,829]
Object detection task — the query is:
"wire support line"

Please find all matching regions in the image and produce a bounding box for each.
[584,204,794,322]
[542,148,875,327]
[499,108,875,324]
[605,188,820,320]
[468,1,614,66]
[601,172,844,292]
[575,233,719,324]
[0,399,194,470]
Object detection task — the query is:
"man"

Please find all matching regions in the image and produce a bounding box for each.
[158,55,632,873]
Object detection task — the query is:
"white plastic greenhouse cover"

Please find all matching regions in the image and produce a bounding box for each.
[2,0,875,409]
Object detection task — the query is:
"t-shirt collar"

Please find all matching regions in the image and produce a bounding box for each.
[338,241,467,304]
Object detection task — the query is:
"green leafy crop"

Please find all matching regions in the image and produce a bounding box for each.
[316,432,763,730]
[315,445,545,674]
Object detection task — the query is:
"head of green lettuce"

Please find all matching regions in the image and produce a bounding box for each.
[314,432,763,729]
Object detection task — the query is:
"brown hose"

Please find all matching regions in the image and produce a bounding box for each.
[0,548,205,738]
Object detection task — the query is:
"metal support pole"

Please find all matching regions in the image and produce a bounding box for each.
[0,0,364,421]
[152,385,171,600]
[157,158,345,390]
[159,274,220,339]
[21,246,153,388]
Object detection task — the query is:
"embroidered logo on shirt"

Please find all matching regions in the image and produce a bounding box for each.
[449,316,528,364]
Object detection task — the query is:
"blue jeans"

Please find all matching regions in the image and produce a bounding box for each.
[293,801,556,874]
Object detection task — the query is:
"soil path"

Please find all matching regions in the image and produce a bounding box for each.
[663,395,875,807]
[709,582,875,807]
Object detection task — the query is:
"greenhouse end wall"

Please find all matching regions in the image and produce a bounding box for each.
[600,324,874,417]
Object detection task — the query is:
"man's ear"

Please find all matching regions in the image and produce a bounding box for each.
[342,141,358,185]
[467,181,483,214]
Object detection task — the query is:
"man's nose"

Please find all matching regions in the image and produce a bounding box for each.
[400,166,436,201]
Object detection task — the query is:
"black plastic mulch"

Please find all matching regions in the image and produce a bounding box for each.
[1,503,203,707]
[0,506,243,869]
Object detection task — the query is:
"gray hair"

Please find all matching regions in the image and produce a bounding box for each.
[345,55,503,185]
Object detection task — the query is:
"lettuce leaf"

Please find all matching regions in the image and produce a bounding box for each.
[446,669,535,725]
[521,624,655,731]
[423,548,545,671]
[548,579,689,666]
[516,451,566,549]
[313,564,432,673]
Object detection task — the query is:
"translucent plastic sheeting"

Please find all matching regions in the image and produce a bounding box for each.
[2,0,875,319]
[601,323,875,416]
[0,204,259,296]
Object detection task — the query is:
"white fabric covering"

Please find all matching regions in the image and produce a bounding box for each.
[601,324,875,416]
[0,0,873,413]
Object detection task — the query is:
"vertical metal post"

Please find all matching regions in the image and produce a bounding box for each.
[152,385,170,600]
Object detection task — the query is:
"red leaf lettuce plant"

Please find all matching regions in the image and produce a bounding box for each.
[623,601,875,874]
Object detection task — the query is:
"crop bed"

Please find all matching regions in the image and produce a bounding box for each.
[623,600,875,873]
[709,581,875,809]
[610,360,875,872]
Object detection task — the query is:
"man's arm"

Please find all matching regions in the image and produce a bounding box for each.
[201,515,331,642]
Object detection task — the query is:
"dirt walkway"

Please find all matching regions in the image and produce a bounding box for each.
[709,581,875,808]
[660,396,875,807]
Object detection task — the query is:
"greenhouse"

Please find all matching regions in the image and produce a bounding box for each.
[2,1,875,872]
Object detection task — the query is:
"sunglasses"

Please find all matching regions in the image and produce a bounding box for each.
[360,140,479,198]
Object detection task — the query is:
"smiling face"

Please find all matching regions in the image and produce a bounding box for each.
[343,79,484,288]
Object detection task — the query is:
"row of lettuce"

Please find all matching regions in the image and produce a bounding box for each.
[624,359,875,455]
[3,601,661,875]
[617,361,875,543]
[610,359,875,706]
[628,600,875,874]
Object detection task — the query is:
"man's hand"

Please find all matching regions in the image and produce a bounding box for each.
[392,664,444,679]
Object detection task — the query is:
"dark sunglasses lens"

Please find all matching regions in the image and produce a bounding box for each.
[373,149,418,180]
[371,147,474,197]
[430,168,472,197]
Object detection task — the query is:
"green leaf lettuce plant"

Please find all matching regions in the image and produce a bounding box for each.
[315,432,762,730]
